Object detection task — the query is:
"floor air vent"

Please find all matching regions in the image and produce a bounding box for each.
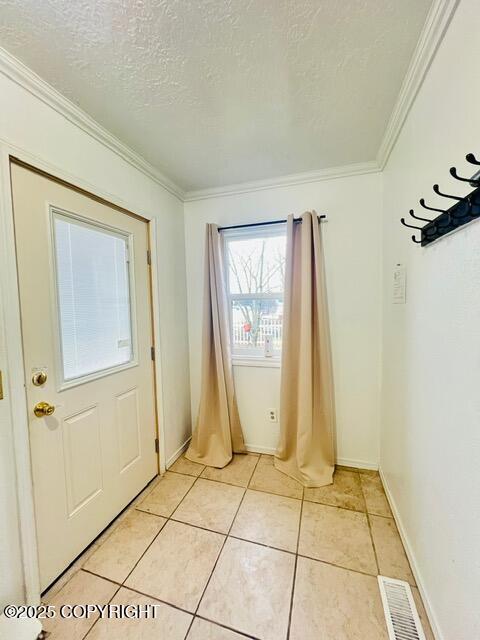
[378,576,426,640]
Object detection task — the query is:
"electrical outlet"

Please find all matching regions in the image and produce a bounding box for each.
[268,408,278,423]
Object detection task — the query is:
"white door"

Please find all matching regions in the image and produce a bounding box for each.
[11,162,159,591]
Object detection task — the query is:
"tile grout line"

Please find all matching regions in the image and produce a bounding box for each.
[171,457,305,499]
[296,553,380,579]
[358,470,381,575]
[239,483,302,501]
[55,459,394,640]
[81,568,123,588]
[120,473,203,587]
[79,472,206,639]
[81,582,122,639]
[65,454,260,638]
[362,511,395,519]
[134,508,234,537]
[195,456,261,599]
[170,471,249,490]
[81,567,263,640]
[182,464,302,495]
[184,453,262,638]
[285,482,305,640]
[105,465,381,586]
[93,578,194,617]
[362,473,417,584]
[365,510,380,575]
[77,575,255,640]
[195,613,261,640]
[81,541,383,597]
[302,498,367,514]
[227,533,296,556]
[46,458,372,598]
[42,473,162,602]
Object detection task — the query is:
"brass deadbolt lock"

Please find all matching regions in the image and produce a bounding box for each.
[34,401,55,417]
[32,371,48,386]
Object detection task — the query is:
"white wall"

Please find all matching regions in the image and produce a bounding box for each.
[0,71,191,607]
[0,311,24,606]
[380,1,480,638]
[184,172,383,467]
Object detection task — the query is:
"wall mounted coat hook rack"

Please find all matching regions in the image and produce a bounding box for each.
[400,153,480,246]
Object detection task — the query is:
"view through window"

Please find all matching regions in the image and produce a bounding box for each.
[53,212,134,382]
[224,224,286,359]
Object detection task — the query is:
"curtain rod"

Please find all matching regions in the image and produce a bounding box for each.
[218,214,327,232]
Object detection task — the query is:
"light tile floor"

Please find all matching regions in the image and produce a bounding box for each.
[42,454,434,640]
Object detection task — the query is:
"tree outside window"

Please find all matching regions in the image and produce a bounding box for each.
[224,226,286,358]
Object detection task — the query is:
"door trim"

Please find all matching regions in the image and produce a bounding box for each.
[0,141,167,606]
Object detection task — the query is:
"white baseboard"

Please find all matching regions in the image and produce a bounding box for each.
[336,457,379,471]
[379,468,442,640]
[245,444,276,455]
[172,440,379,472]
[168,440,274,465]
[244,446,379,471]
[166,437,192,469]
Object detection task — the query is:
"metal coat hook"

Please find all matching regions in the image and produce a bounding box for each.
[419,198,445,214]
[466,153,480,166]
[400,217,423,231]
[432,184,463,201]
[449,167,480,187]
[411,235,422,244]
[409,208,431,223]
[419,198,451,227]
[402,216,438,239]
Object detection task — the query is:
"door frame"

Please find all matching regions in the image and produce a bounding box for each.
[0,141,167,605]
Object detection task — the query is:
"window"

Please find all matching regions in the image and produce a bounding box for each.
[223,224,286,361]
[53,210,135,384]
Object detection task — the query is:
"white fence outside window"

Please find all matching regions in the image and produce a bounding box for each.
[232,316,282,348]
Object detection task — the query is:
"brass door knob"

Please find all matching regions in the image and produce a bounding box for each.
[34,401,55,417]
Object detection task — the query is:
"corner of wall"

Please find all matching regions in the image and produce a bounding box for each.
[379,468,443,640]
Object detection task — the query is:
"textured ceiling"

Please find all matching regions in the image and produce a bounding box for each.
[0,0,431,191]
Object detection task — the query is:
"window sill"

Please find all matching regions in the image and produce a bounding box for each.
[232,357,281,369]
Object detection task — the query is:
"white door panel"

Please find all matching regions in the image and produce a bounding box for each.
[116,387,141,473]
[11,163,158,590]
[62,405,103,516]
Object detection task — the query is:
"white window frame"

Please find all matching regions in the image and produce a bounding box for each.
[222,223,286,367]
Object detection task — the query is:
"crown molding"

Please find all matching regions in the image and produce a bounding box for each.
[0,46,380,204]
[184,160,380,202]
[0,46,185,201]
[0,0,459,206]
[376,0,459,170]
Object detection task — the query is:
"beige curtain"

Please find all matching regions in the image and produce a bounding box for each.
[185,224,246,468]
[274,211,335,487]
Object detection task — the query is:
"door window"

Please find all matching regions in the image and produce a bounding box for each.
[52,210,135,385]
